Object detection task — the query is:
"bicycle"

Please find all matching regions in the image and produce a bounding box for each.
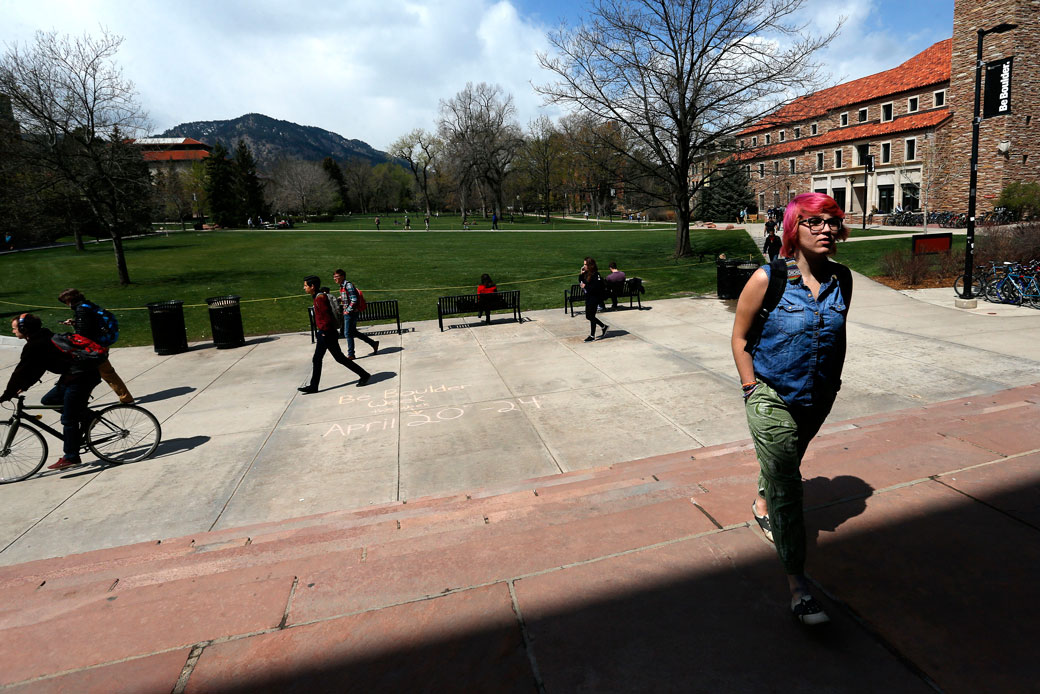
[0,395,161,483]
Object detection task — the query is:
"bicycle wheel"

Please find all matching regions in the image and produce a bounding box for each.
[0,422,48,483]
[953,274,982,298]
[996,280,1023,306]
[86,405,161,464]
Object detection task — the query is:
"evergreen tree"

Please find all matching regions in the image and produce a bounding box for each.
[205,141,236,226]
[234,139,267,222]
[322,157,349,212]
[704,162,755,221]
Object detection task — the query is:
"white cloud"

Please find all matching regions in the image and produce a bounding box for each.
[1,0,558,150]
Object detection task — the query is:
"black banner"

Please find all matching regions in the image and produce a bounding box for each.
[983,57,1013,119]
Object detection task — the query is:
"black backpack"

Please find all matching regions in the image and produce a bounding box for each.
[82,301,119,347]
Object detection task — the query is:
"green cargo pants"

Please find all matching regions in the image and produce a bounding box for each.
[745,381,834,575]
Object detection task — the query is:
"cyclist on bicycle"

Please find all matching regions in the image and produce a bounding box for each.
[1,313,101,470]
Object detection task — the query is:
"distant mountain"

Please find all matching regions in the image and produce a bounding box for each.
[156,113,388,169]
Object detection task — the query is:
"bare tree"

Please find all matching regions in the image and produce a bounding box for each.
[517,116,566,223]
[439,82,523,217]
[267,158,337,217]
[0,30,151,284]
[537,0,839,256]
[389,129,441,216]
[896,130,960,232]
[560,112,630,220]
[343,157,374,213]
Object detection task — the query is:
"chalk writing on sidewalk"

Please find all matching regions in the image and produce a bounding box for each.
[321,396,542,438]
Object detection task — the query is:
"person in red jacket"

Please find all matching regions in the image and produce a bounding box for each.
[299,276,369,394]
[476,273,497,322]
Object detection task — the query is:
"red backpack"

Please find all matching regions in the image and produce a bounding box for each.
[51,333,109,365]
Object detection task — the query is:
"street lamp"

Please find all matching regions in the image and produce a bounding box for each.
[962,22,1017,303]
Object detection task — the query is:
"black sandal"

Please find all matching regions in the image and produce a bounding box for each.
[752,500,774,543]
[791,594,830,625]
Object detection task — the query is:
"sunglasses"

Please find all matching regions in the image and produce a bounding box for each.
[799,217,843,233]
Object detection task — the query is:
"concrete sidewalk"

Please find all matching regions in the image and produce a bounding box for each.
[0,383,1037,692]
[2,274,1040,567]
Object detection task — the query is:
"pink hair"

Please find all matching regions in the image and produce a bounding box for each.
[780,193,848,257]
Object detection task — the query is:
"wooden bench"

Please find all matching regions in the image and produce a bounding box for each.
[437,290,521,331]
[308,299,402,343]
[564,278,644,316]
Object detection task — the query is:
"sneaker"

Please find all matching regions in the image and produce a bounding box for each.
[371,341,380,356]
[119,396,135,405]
[791,594,830,625]
[47,457,80,471]
[752,500,774,543]
[356,374,371,387]
[297,385,318,394]
[345,355,356,360]
[584,335,596,342]
[600,324,609,337]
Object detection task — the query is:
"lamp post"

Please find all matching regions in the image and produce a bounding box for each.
[962,22,1017,303]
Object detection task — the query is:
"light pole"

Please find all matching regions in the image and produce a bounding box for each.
[962,22,1017,303]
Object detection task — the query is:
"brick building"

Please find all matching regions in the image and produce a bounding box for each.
[132,137,211,177]
[737,0,1038,220]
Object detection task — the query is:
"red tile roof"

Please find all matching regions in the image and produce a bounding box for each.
[142,150,210,162]
[742,38,951,135]
[737,109,952,161]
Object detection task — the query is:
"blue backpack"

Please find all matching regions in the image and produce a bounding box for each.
[83,301,119,347]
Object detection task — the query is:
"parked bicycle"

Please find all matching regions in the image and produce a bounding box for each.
[0,396,161,483]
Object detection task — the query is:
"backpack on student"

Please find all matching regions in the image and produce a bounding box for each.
[748,258,853,347]
[51,333,109,365]
[83,301,119,347]
[352,284,367,312]
[322,291,344,330]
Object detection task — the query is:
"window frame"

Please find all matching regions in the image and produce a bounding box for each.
[779,130,786,142]
[855,143,870,167]
[752,136,758,146]
[740,139,746,148]
[765,133,771,145]
[834,148,844,168]
[933,89,946,108]
[794,126,801,139]
[840,112,849,127]
[773,160,779,173]
[905,137,917,161]
[907,96,919,113]
[880,141,892,164]
[858,107,868,123]
[789,158,796,173]
[881,102,894,122]
[758,163,765,178]
[811,122,818,136]
[816,152,824,171]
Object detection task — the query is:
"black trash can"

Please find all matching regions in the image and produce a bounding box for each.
[734,261,759,296]
[716,259,761,299]
[206,295,245,349]
[147,300,188,355]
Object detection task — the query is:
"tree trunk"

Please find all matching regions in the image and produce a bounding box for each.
[673,197,692,258]
[111,227,131,285]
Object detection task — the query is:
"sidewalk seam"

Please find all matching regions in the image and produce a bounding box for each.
[171,641,209,694]
[508,579,547,694]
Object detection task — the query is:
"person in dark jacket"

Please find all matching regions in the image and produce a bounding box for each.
[2,313,102,470]
[299,276,370,394]
[57,288,133,404]
[580,257,609,342]
[476,273,497,322]
[762,230,782,262]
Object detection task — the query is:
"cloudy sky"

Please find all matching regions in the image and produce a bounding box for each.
[2,0,954,151]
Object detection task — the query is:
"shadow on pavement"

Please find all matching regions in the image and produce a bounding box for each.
[133,386,197,404]
[152,435,211,459]
[177,476,1038,693]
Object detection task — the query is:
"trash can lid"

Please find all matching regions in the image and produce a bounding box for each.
[146,300,184,309]
[205,295,241,306]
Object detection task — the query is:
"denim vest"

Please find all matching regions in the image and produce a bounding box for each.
[750,259,849,408]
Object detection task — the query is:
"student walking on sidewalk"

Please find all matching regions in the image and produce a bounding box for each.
[333,268,379,359]
[730,192,852,625]
[299,276,369,394]
[580,257,608,342]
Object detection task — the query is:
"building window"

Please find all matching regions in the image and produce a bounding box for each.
[933,90,946,107]
[858,108,868,123]
[752,136,758,146]
[856,144,870,166]
[758,163,765,178]
[881,142,891,163]
[779,130,786,142]
[834,149,843,168]
[744,165,751,178]
[902,183,920,210]
[789,158,796,173]
[773,161,779,173]
[908,96,919,113]
[740,139,746,148]
[905,138,917,160]
[811,122,818,135]
[765,134,771,145]
[840,112,849,127]
[882,103,893,122]
[816,152,824,171]
[794,127,801,138]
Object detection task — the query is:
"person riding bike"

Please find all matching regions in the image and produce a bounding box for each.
[1,313,102,470]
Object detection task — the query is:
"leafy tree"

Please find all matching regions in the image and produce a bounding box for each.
[996,182,1040,220]
[205,141,236,226]
[537,0,838,257]
[0,30,153,283]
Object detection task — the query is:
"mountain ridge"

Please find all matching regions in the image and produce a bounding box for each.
[156,113,388,169]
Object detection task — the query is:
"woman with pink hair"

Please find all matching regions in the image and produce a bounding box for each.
[730,192,852,625]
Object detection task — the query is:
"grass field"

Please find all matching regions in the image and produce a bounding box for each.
[1,227,760,346]
[836,236,967,277]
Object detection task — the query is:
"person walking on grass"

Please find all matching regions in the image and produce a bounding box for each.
[299,276,369,394]
[580,257,608,342]
[333,268,379,359]
[731,192,852,626]
[57,289,133,404]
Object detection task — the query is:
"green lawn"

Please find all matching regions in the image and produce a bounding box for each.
[836,236,966,277]
[2,228,758,346]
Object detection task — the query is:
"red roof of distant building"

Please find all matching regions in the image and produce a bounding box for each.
[142,150,210,162]
[737,109,952,160]
[742,39,952,135]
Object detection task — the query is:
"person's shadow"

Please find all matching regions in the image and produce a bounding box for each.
[803,475,875,550]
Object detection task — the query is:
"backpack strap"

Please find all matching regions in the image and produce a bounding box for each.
[757,257,790,320]
[832,262,853,310]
